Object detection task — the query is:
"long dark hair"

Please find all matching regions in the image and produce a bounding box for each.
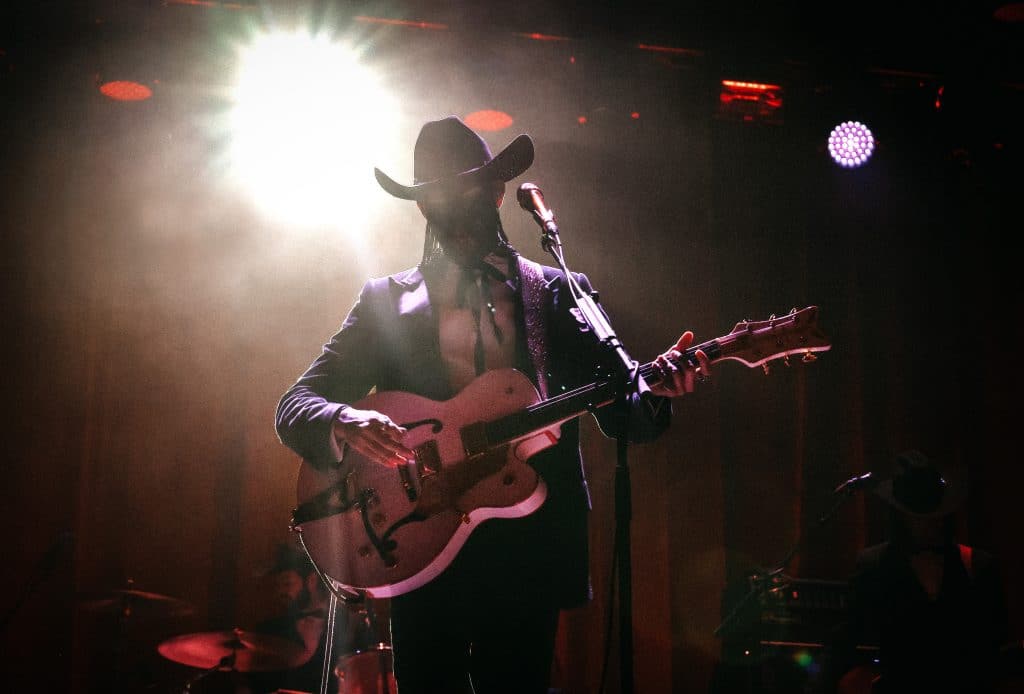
[419,200,515,266]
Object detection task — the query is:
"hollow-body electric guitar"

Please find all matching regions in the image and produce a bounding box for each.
[291,306,831,598]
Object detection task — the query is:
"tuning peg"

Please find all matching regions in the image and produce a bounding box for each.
[762,363,771,376]
[802,350,818,364]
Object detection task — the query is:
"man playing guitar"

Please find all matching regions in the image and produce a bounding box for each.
[275,116,711,694]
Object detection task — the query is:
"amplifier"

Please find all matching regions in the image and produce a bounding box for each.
[758,577,851,644]
[712,576,873,694]
[717,575,851,645]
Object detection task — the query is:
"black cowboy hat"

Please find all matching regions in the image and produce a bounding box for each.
[373,116,534,201]
[874,449,966,517]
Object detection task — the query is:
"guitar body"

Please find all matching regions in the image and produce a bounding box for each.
[293,368,561,598]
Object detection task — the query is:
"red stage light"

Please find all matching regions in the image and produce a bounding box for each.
[354,16,447,30]
[99,81,153,101]
[637,43,703,57]
[464,110,514,132]
[513,32,571,42]
[993,3,1024,22]
[166,0,254,8]
[717,80,783,124]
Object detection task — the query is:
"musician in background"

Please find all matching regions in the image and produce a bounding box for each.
[247,542,371,694]
[832,449,1009,694]
[275,116,709,693]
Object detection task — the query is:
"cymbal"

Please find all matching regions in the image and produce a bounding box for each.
[157,629,310,672]
[77,589,195,618]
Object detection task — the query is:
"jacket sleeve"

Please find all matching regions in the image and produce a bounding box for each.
[275,278,385,467]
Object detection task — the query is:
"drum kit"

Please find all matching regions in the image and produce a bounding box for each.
[76,580,395,694]
[153,627,395,694]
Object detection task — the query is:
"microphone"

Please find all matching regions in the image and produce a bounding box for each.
[833,471,878,495]
[516,182,558,234]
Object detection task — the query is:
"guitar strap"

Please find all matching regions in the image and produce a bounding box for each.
[517,256,551,400]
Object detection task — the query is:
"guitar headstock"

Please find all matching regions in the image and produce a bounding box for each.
[717,306,831,368]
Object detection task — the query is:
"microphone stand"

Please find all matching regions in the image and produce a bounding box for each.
[537,218,645,387]
[534,211,648,694]
[182,651,235,693]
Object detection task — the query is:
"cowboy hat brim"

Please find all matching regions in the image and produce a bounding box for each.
[874,470,966,517]
[374,133,535,201]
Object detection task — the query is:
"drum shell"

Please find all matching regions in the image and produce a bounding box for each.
[334,644,396,694]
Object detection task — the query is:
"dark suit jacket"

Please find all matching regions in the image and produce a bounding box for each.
[831,541,1008,693]
[276,255,671,607]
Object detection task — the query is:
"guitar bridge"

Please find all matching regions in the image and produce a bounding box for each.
[395,440,442,505]
[415,440,440,476]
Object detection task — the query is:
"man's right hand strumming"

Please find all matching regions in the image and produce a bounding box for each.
[333,406,414,467]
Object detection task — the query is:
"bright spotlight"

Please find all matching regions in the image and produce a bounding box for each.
[228,30,399,229]
[828,120,875,168]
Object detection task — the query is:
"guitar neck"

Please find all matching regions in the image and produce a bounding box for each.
[639,338,724,388]
[484,302,831,446]
[484,338,726,446]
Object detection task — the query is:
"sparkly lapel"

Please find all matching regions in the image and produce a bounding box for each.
[517,256,551,400]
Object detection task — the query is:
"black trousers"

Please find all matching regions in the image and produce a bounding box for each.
[389,523,563,694]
